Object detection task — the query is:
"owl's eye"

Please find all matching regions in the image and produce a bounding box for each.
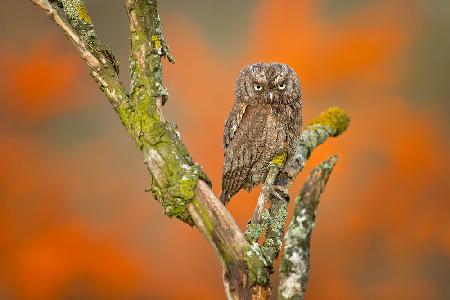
[254,84,263,91]
[278,82,286,90]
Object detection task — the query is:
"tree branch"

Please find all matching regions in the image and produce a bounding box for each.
[278,155,338,300]
[245,165,279,243]
[189,181,262,300]
[246,107,350,265]
[31,0,129,115]
[31,1,350,299]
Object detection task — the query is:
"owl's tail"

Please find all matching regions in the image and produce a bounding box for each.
[219,191,230,205]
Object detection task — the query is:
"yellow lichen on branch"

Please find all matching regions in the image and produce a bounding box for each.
[60,0,91,24]
[76,2,91,23]
[272,152,287,167]
[309,106,350,136]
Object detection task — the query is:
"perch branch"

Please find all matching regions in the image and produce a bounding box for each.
[245,165,279,243]
[31,1,350,299]
[245,107,350,265]
[278,155,338,300]
[34,0,268,298]
[122,6,268,298]
[189,181,270,300]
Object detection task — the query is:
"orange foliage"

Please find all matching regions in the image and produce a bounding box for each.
[0,39,83,123]
[0,0,448,299]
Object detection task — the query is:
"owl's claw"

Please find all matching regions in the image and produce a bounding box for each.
[270,185,289,201]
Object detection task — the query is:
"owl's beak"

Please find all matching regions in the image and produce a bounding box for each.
[269,92,274,100]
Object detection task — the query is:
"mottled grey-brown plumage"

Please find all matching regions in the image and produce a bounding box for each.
[220,63,303,204]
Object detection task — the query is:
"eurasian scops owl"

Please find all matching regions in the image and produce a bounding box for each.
[220,62,303,204]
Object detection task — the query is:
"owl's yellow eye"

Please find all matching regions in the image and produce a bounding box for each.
[278,83,286,90]
[254,84,263,91]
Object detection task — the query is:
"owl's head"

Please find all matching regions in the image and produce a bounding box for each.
[236,62,301,105]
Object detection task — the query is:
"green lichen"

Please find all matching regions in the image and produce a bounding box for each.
[245,223,266,243]
[191,199,236,266]
[245,209,270,243]
[309,106,350,136]
[192,198,214,234]
[278,156,338,299]
[244,243,270,286]
[60,0,91,24]
[123,1,211,225]
[262,194,288,263]
[140,120,209,224]
[148,127,208,224]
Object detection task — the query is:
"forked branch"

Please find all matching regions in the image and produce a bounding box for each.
[30,1,350,299]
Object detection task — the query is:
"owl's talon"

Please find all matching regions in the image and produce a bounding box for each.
[269,185,289,201]
[270,185,289,200]
[271,190,283,201]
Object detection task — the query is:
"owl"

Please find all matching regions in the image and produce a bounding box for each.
[220,62,303,205]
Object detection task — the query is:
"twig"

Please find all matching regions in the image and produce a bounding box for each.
[245,165,279,243]
[278,155,338,300]
[261,184,290,265]
[31,0,130,127]
[33,1,268,298]
[31,1,350,299]
[245,107,350,266]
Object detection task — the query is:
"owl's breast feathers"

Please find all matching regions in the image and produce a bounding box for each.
[220,103,301,204]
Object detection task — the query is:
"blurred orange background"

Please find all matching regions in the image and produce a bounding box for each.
[1,0,449,299]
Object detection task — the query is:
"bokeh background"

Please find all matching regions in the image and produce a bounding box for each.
[1,0,449,299]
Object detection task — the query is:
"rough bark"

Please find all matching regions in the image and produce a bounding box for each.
[30,1,350,299]
[279,155,338,300]
[245,107,350,266]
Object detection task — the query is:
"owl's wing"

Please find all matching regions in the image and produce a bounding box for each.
[223,102,247,148]
[221,105,270,204]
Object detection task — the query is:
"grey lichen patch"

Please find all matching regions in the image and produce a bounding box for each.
[60,0,96,42]
[245,209,270,242]
[148,2,175,64]
[244,243,270,286]
[279,156,338,300]
[40,1,129,127]
[279,208,312,299]
[60,0,91,23]
[245,223,265,243]
[262,197,288,263]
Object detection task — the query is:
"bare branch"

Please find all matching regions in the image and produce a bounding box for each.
[278,155,338,300]
[261,185,289,265]
[125,0,173,106]
[245,107,350,265]
[188,181,254,299]
[32,0,99,66]
[123,2,269,297]
[245,165,279,243]
[282,107,349,181]
[31,1,350,299]
[30,0,130,125]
